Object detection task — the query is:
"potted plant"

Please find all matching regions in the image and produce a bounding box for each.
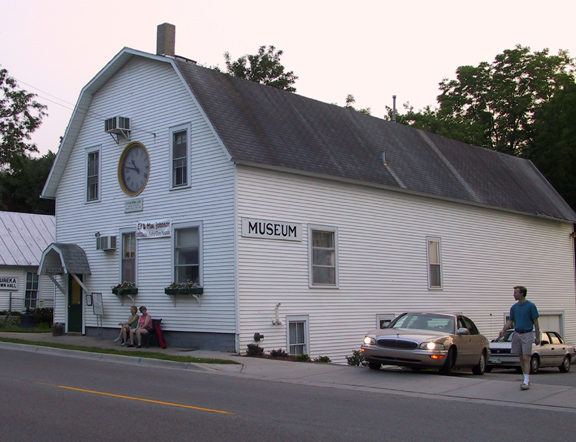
[164,280,203,295]
[51,322,63,336]
[112,281,138,296]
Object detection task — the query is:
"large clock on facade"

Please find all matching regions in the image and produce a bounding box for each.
[118,142,150,196]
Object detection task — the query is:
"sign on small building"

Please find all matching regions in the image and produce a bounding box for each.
[0,277,17,290]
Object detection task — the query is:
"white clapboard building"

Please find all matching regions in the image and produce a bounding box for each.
[40,24,576,362]
[0,212,55,311]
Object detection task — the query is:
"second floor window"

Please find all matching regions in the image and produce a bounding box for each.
[87,150,100,201]
[171,128,188,188]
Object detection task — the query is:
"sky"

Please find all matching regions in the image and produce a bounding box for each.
[1,0,575,156]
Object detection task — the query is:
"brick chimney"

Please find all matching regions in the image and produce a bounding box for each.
[157,23,175,57]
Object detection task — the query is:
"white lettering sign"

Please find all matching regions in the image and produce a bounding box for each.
[125,198,143,213]
[136,219,172,239]
[0,277,17,290]
[241,218,302,241]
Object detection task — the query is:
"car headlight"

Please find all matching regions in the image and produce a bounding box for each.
[419,342,445,351]
[364,336,376,345]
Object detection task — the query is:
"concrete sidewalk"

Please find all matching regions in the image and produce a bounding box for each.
[2,331,576,413]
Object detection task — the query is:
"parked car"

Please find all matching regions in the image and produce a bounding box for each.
[361,312,489,375]
[487,329,576,373]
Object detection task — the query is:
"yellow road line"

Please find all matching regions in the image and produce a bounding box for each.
[35,382,235,415]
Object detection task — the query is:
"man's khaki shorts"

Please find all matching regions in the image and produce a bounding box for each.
[511,331,534,355]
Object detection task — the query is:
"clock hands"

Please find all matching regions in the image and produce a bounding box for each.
[130,159,141,174]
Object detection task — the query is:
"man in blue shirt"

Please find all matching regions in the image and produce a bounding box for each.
[500,286,540,390]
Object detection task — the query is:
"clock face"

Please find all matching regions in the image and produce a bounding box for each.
[118,142,150,196]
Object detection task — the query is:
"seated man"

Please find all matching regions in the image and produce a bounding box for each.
[128,306,152,348]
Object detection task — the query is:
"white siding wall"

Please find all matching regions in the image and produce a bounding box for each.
[236,167,576,364]
[54,57,236,335]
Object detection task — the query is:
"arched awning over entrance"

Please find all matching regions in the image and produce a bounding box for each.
[39,243,91,294]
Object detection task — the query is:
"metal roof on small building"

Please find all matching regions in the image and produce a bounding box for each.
[0,212,55,267]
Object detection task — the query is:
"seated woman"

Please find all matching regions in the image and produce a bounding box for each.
[128,306,152,348]
[114,305,139,345]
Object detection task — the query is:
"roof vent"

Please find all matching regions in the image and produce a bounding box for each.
[105,116,131,144]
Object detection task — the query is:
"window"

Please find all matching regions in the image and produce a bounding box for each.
[170,125,190,189]
[310,227,338,286]
[287,316,309,355]
[174,226,201,284]
[121,232,136,284]
[25,272,38,308]
[87,149,100,201]
[427,237,442,289]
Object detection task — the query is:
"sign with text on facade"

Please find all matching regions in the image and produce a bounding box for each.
[125,198,143,213]
[241,218,302,241]
[136,219,172,239]
[0,277,17,290]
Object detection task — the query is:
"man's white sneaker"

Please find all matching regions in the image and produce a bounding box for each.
[521,382,530,390]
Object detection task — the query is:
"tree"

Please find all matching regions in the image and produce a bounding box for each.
[0,151,55,214]
[0,68,47,169]
[224,45,298,92]
[387,45,576,211]
[343,94,371,115]
[433,45,576,156]
[528,82,576,211]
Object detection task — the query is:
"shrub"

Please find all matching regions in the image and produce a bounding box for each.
[346,349,366,366]
[270,348,289,358]
[294,354,311,362]
[314,355,332,363]
[246,343,264,356]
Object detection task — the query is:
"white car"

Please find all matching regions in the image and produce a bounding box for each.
[487,329,576,373]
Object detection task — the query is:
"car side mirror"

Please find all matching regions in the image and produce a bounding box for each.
[457,327,470,336]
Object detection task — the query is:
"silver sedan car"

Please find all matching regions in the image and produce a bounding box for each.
[361,312,489,375]
[487,329,576,373]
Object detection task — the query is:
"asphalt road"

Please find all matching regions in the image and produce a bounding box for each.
[2,348,575,442]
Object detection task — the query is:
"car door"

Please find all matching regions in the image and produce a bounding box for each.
[536,332,557,367]
[458,316,485,365]
[547,332,567,366]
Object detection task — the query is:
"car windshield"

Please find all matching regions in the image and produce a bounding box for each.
[389,313,455,333]
[494,330,514,342]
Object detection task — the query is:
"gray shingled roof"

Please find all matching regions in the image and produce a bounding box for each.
[175,58,576,222]
[0,212,55,266]
[39,243,91,275]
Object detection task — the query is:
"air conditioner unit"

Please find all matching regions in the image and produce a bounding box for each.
[96,236,117,251]
[105,116,131,144]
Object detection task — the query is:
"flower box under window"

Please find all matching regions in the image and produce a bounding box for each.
[164,287,203,295]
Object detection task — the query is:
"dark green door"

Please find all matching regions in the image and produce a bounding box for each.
[68,275,83,333]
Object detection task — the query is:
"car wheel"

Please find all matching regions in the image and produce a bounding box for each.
[559,355,571,373]
[472,350,486,375]
[439,347,455,375]
[530,355,540,374]
[368,361,381,370]
[485,366,492,373]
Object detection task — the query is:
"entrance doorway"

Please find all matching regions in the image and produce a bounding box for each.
[68,275,83,333]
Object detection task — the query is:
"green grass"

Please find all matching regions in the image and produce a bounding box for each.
[0,337,239,365]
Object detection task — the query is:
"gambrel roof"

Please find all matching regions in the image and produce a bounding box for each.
[42,48,576,223]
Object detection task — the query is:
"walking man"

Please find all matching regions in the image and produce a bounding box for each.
[499,286,540,390]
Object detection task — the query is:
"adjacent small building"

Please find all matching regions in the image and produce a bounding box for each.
[39,24,576,362]
[0,211,55,311]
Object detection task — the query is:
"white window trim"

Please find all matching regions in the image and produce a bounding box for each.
[86,146,101,203]
[308,225,339,288]
[426,236,443,290]
[169,123,191,190]
[286,315,309,355]
[119,229,138,285]
[171,221,203,286]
